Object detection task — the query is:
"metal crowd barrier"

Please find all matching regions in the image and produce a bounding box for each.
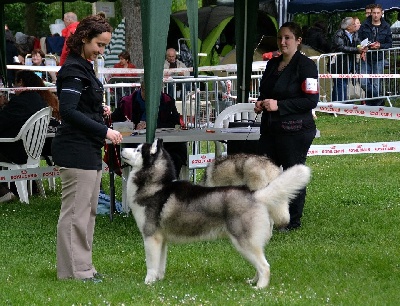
[315,47,400,105]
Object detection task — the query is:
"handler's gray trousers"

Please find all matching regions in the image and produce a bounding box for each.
[56,168,102,279]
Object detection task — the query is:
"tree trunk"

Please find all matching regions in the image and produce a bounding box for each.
[122,0,143,68]
[25,3,37,36]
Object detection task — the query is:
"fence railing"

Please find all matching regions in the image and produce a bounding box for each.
[5,46,400,121]
[315,47,400,105]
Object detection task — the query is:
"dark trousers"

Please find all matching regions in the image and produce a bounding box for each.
[258,129,316,226]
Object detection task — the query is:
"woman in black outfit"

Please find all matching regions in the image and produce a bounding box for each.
[52,15,121,282]
[255,22,319,231]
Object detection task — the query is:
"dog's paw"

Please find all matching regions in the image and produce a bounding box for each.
[145,272,158,284]
[157,272,165,281]
[246,273,258,285]
[255,274,269,289]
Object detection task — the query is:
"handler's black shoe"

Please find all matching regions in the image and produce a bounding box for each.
[93,272,104,279]
[82,277,102,284]
[278,223,301,232]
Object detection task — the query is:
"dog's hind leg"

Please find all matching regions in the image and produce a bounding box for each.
[143,234,165,284]
[230,237,270,289]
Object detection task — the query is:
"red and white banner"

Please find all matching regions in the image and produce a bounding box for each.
[308,141,400,156]
[0,162,110,183]
[315,103,400,119]
[0,167,60,183]
[319,73,400,79]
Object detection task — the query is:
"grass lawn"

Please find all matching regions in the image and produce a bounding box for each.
[0,112,399,305]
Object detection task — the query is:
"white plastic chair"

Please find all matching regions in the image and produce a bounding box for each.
[0,107,52,203]
[213,103,260,156]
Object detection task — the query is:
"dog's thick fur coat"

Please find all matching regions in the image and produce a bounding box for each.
[121,139,311,288]
[203,153,281,190]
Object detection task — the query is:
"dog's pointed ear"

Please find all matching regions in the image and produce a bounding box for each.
[150,138,164,155]
[150,139,158,155]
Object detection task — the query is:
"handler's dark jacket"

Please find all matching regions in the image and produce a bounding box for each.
[51,52,108,170]
[0,91,46,164]
[358,16,392,61]
[258,50,318,135]
[331,29,361,74]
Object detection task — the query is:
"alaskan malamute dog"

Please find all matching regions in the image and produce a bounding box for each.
[121,139,311,289]
[203,153,281,190]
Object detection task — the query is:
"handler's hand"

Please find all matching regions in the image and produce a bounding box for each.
[262,99,278,112]
[254,101,264,114]
[106,128,123,145]
[103,105,111,116]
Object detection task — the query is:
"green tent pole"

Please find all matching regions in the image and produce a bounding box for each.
[141,0,173,143]
[235,0,259,104]
[186,0,198,78]
[0,4,7,87]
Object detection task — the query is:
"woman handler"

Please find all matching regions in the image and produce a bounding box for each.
[255,22,318,231]
[52,14,122,282]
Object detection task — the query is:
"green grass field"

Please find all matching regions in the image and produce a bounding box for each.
[0,112,399,305]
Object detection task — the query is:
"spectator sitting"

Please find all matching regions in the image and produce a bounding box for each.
[163,48,190,99]
[111,78,187,177]
[30,49,57,83]
[113,51,137,76]
[112,50,137,102]
[0,70,49,203]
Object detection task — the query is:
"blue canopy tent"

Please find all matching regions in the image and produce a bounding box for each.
[287,0,400,14]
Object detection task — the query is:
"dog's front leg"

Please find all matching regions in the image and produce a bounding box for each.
[143,234,164,284]
[157,240,168,280]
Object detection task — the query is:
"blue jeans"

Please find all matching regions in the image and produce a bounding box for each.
[332,78,348,102]
[360,59,384,106]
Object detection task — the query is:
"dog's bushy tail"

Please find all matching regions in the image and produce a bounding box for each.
[254,165,311,227]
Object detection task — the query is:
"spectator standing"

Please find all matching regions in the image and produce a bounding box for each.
[353,16,361,40]
[254,22,318,231]
[52,14,121,282]
[30,49,57,83]
[111,78,187,177]
[365,4,375,19]
[0,70,48,203]
[358,4,392,106]
[331,17,366,102]
[59,12,79,66]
